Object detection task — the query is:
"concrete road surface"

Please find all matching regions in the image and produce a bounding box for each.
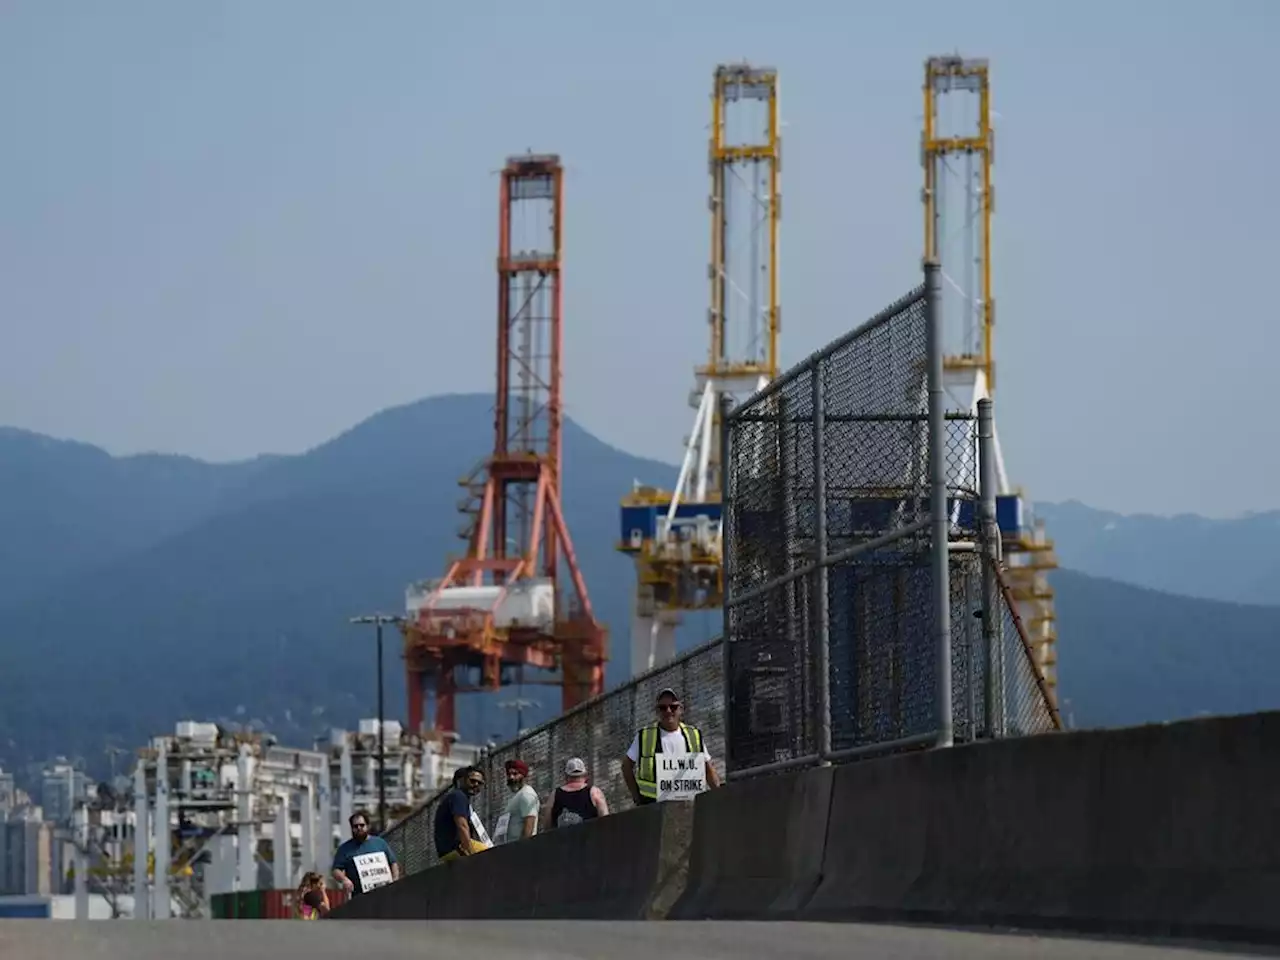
[2,920,1274,959]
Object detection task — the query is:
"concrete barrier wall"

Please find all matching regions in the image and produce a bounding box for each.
[675,711,1280,944]
[669,765,833,920]
[331,798,693,921]
[801,710,1280,944]
[332,711,1280,945]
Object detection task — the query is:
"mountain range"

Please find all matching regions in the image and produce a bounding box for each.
[1033,500,1279,607]
[0,393,1277,777]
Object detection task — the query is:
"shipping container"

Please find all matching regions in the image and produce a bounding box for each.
[235,890,263,919]
[211,887,347,919]
[0,896,51,919]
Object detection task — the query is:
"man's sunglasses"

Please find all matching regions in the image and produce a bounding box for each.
[657,703,681,713]
[467,778,485,787]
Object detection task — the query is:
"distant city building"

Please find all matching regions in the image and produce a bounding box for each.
[39,760,92,826]
[0,807,54,896]
[0,769,15,812]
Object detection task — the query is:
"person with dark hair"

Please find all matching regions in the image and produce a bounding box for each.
[331,810,398,896]
[433,765,491,861]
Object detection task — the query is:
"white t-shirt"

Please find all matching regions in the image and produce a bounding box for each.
[625,727,710,765]
[496,784,539,844]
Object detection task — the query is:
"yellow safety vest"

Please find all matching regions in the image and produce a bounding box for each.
[636,722,704,800]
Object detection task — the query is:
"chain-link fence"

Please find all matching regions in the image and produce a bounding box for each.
[722,262,1058,779]
[725,277,937,775]
[381,638,724,877]
[990,558,1062,736]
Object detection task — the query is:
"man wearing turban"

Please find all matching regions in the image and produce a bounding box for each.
[495,758,540,844]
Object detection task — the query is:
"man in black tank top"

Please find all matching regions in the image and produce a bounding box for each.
[549,757,610,829]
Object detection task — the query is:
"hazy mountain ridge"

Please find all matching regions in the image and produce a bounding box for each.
[0,425,282,608]
[1035,500,1280,606]
[0,395,1277,776]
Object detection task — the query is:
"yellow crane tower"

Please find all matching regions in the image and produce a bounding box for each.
[922,55,1059,696]
[617,63,781,678]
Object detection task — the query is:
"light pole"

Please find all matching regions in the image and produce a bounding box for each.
[349,614,405,833]
[497,693,541,738]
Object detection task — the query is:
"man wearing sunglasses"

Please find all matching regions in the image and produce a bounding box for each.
[622,687,721,806]
[331,811,399,897]
[434,765,492,862]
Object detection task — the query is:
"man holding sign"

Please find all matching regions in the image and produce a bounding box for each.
[331,811,399,897]
[622,687,721,806]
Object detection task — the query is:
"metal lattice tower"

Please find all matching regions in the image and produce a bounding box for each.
[618,63,781,678]
[403,153,607,736]
[923,55,1059,694]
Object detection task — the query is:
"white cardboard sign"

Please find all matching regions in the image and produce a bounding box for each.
[469,809,492,848]
[656,753,707,802]
[494,812,511,843]
[352,851,393,891]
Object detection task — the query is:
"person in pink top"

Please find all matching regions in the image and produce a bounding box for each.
[295,872,330,920]
[547,757,609,829]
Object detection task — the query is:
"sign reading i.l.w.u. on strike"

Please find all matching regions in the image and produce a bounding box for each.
[352,851,393,892]
[656,753,707,802]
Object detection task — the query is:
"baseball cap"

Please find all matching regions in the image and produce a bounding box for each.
[564,757,587,778]
[656,687,679,702]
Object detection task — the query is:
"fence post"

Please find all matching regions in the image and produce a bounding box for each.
[719,390,735,776]
[924,258,953,748]
[977,397,1005,738]
[811,361,832,761]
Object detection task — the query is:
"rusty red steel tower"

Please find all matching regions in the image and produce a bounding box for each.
[401,152,608,737]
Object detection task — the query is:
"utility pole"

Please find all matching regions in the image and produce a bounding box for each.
[496,662,540,738]
[349,614,404,833]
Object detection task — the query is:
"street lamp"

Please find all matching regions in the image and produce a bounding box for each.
[349,613,405,833]
[497,695,541,739]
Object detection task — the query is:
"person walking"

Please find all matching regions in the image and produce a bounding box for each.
[331,811,399,897]
[547,757,608,829]
[495,758,539,844]
[621,687,721,806]
[295,872,330,919]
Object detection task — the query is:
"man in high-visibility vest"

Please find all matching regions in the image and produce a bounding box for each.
[622,687,722,806]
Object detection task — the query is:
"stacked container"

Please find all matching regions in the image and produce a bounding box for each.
[210,887,348,919]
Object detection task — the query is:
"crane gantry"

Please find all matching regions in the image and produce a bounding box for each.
[617,63,782,678]
[923,55,1059,697]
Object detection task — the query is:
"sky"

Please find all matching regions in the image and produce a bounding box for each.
[1,0,1276,518]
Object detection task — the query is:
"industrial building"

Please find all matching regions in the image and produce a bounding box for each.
[26,718,481,920]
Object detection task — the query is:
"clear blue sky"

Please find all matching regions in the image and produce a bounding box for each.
[1,0,1274,517]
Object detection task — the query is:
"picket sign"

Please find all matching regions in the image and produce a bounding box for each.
[469,809,492,850]
[352,851,393,892]
[656,753,707,802]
